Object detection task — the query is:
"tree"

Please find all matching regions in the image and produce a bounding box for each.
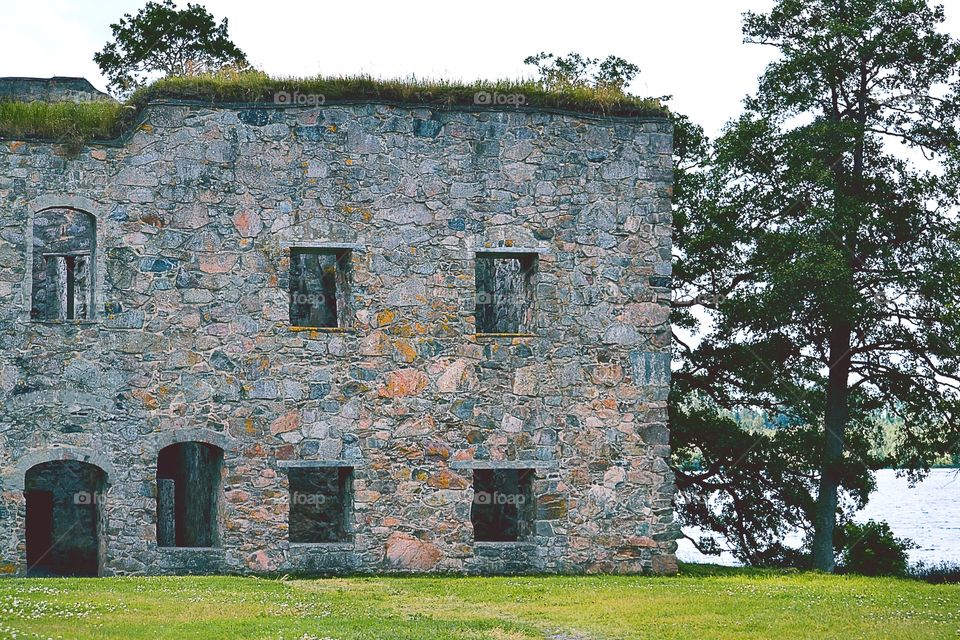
[524,52,639,94]
[676,0,960,571]
[669,393,879,565]
[670,108,877,566]
[94,0,248,98]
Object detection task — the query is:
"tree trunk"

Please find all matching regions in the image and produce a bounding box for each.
[811,323,852,571]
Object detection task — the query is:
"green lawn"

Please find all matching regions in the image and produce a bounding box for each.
[0,565,957,639]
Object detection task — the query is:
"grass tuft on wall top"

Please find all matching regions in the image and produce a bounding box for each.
[0,71,668,148]
[0,101,124,147]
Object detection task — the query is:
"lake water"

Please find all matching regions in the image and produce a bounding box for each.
[676,467,960,566]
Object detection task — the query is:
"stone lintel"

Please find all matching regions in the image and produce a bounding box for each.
[153,428,237,454]
[449,460,557,470]
[277,460,364,469]
[8,445,116,490]
[288,542,356,550]
[281,242,365,252]
[471,246,550,256]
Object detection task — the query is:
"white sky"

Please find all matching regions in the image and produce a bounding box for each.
[0,0,960,130]
[0,0,779,137]
[3,0,960,135]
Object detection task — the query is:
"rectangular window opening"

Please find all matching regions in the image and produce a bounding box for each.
[471,468,535,542]
[475,253,536,335]
[156,442,224,548]
[288,466,353,543]
[289,248,352,328]
[41,254,91,320]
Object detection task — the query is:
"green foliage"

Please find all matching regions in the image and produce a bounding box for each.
[838,520,915,577]
[671,394,877,567]
[524,51,640,94]
[909,561,960,584]
[94,0,249,98]
[672,400,815,567]
[671,0,960,571]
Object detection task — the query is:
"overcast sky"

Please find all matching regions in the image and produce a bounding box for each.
[2,1,960,136]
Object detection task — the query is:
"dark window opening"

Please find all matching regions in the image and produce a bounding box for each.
[24,460,107,577]
[475,253,536,334]
[157,442,224,548]
[31,207,95,321]
[289,248,352,328]
[471,469,535,542]
[288,467,353,543]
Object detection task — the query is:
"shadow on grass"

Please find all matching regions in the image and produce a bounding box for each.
[675,561,791,578]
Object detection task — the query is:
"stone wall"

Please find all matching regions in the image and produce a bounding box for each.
[0,77,114,103]
[0,100,677,576]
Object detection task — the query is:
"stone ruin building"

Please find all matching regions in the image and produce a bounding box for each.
[0,81,677,576]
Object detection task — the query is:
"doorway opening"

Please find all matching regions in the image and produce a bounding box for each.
[24,460,107,576]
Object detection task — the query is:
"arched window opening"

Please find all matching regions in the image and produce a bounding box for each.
[31,207,95,321]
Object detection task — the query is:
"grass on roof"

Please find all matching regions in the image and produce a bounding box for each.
[128,71,667,116]
[0,71,667,147]
[0,100,124,144]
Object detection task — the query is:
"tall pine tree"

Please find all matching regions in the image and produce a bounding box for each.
[674,0,960,570]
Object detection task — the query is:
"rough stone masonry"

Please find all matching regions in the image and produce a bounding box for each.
[0,97,677,576]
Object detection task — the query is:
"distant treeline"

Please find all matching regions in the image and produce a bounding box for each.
[726,408,960,469]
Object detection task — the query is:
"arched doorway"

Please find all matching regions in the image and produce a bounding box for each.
[156,442,224,547]
[24,460,107,577]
